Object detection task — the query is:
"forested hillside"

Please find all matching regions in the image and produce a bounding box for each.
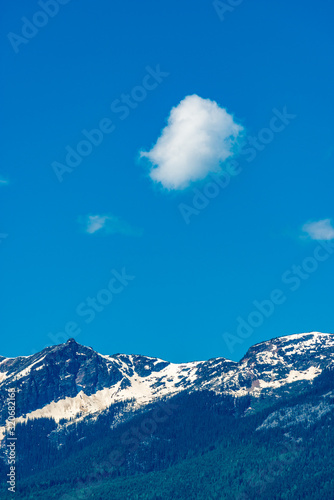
[1,368,333,499]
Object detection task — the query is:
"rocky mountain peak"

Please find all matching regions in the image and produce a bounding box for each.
[66,338,77,344]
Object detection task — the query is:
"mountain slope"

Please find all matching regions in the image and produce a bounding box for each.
[1,332,334,442]
[1,331,334,498]
[3,365,334,500]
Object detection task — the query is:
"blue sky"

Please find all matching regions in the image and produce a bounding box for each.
[1,0,333,362]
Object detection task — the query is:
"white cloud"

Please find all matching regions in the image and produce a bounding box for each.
[140,94,243,190]
[302,219,334,241]
[81,214,142,237]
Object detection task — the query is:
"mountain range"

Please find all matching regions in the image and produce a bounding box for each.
[1,331,334,499]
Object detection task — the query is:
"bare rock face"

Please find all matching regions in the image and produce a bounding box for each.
[0,339,123,423]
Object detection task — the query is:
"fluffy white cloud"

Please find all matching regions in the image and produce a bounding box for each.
[81,215,142,236]
[140,94,243,190]
[302,219,334,241]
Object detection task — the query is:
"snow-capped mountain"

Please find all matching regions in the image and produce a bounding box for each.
[0,332,334,441]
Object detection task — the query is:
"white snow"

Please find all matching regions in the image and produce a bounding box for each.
[285,366,321,383]
[14,385,122,426]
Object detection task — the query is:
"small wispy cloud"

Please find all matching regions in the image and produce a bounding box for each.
[302,219,334,241]
[0,233,8,244]
[80,214,143,237]
[0,177,9,186]
[140,94,243,190]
